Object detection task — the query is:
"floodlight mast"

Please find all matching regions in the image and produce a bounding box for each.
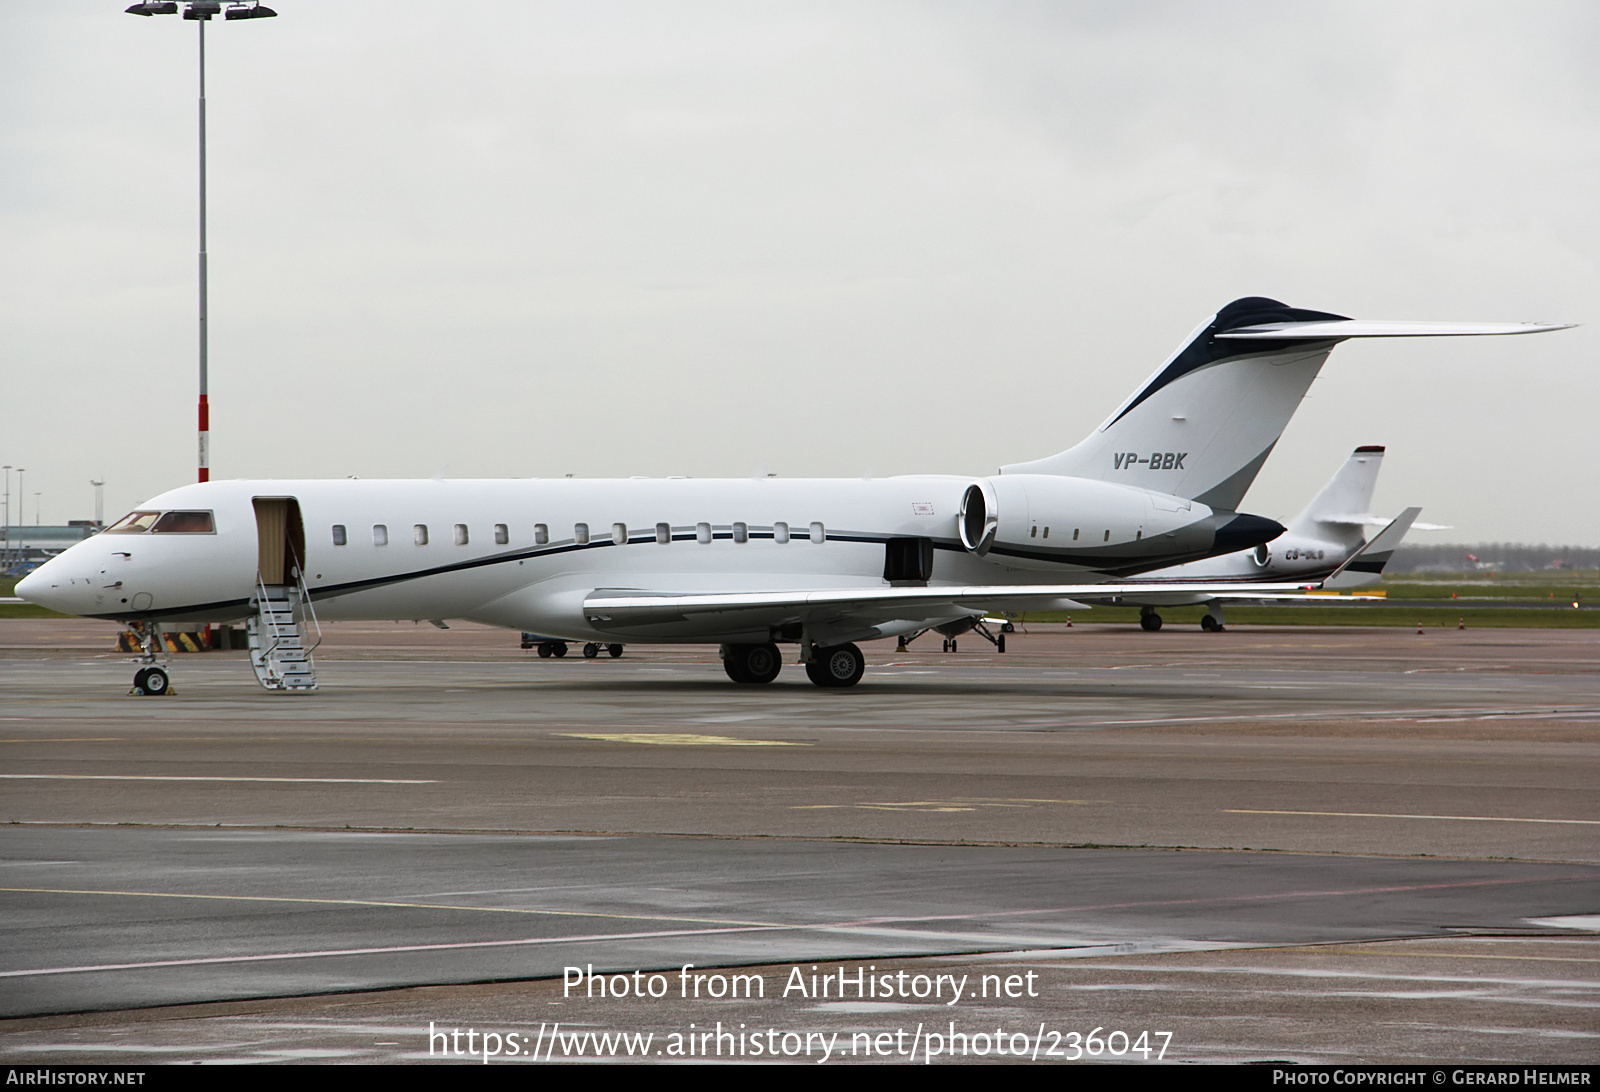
[125,1,279,483]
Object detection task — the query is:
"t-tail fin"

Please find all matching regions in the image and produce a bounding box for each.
[1284,445,1387,548]
[1001,298,1571,512]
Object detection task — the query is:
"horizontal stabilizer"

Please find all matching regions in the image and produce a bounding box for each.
[1319,514,1449,530]
[1218,320,1573,340]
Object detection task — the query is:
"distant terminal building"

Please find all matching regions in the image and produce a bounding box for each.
[1,523,99,574]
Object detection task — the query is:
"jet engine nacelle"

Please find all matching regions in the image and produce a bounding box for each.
[958,474,1281,571]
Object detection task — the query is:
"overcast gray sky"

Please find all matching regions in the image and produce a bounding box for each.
[3,1,1596,544]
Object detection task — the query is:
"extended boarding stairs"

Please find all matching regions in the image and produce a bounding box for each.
[247,571,320,691]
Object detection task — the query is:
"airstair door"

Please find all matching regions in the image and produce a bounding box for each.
[248,497,318,691]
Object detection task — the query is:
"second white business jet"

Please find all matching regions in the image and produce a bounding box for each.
[1081,444,1429,632]
[18,297,1568,693]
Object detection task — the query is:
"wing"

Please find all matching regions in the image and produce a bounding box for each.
[581,578,1319,631]
[581,509,1422,635]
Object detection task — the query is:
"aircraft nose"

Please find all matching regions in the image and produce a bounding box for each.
[14,566,50,605]
[14,555,76,613]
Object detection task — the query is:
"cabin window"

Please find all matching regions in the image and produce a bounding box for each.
[152,510,215,534]
[414,524,429,546]
[534,523,549,545]
[1043,527,1050,539]
[1073,529,1080,541]
[773,521,789,544]
[373,524,388,546]
[1136,529,1143,540]
[612,523,627,545]
[494,524,508,545]
[809,521,824,544]
[105,511,161,534]
[696,522,711,544]
[655,522,671,544]
[454,524,469,546]
[332,524,347,546]
[1103,530,1110,542]
[574,523,589,544]
[1030,525,1037,538]
[732,522,748,543]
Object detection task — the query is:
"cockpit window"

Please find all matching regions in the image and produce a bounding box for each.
[105,511,161,534]
[152,511,215,534]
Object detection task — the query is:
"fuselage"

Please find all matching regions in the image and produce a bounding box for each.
[19,474,1276,645]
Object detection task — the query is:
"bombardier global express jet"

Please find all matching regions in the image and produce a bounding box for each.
[18,298,1568,693]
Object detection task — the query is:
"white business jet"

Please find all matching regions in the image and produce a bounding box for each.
[18,298,1567,694]
[1082,444,1430,632]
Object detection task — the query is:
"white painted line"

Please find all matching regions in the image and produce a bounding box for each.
[1526,916,1600,931]
[0,925,781,979]
[0,775,436,785]
[557,733,806,747]
[1226,809,1600,825]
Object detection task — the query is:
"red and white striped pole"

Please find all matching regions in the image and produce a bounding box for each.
[196,17,209,483]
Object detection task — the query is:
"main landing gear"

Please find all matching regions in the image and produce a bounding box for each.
[583,642,625,659]
[722,642,783,684]
[1139,608,1163,632]
[804,643,865,688]
[721,641,866,687]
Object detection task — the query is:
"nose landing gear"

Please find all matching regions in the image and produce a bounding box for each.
[133,666,170,696]
[126,621,175,696]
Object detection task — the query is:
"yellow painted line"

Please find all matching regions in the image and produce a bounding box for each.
[1225,809,1600,826]
[557,733,806,747]
[0,739,122,743]
[0,887,782,929]
[0,775,436,785]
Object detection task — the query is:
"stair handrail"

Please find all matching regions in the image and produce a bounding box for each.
[293,563,323,655]
[253,570,286,681]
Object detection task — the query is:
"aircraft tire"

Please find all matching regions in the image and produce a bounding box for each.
[727,642,782,684]
[1200,615,1223,632]
[142,667,169,696]
[997,634,1006,654]
[133,668,150,694]
[582,642,600,659]
[607,644,623,658]
[1140,612,1163,632]
[805,643,864,688]
[723,656,748,683]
